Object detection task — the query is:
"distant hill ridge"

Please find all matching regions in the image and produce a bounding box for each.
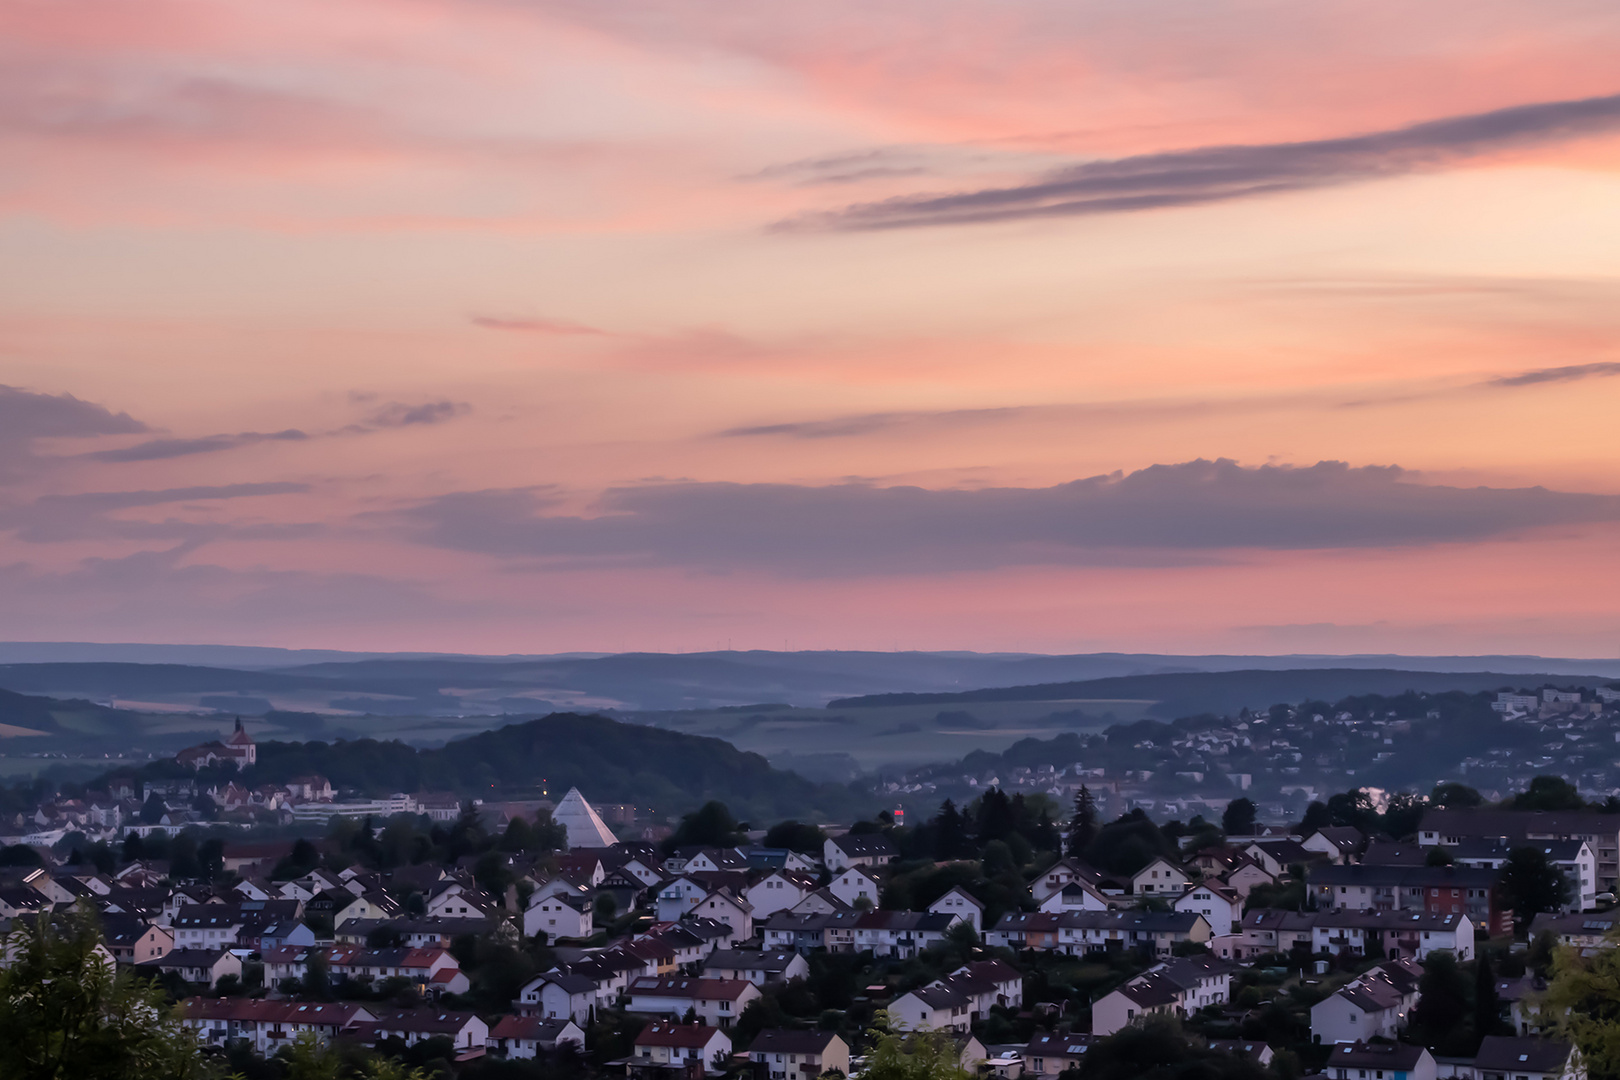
[828,666,1620,717]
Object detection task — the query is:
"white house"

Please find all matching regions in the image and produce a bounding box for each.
[525,893,594,940]
[1092,957,1231,1036]
[631,1021,731,1077]
[888,960,1022,1032]
[518,972,601,1024]
[1175,881,1243,938]
[692,889,754,940]
[823,834,896,872]
[625,976,760,1029]
[1131,858,1190,897]
[1321,1041,1436,1080]
[488,1016,585,1059]
[829,867,882,909]
[929,886,985,932]
[1310,958,1422,1045]
[746,872,818,919]
[655,877,710,923]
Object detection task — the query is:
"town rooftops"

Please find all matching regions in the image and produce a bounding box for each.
[703,949,800,973]
[1419,808,1620,840]
[185,998,370,1025]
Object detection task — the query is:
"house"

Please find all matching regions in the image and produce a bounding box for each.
[1021,1033,1095,1077]
[1038,881,1115,915]
[829,867,883,909]
[1528,911,1620,951]
[1312,910,1475,962]
[700,949,810,985]
[1310,863,1508,934]
[1034,910,1208,957]
[0,888,52,920]
[1210,1041,1275,1066]
[1239,909,1319,957]
[1322,1041,1436,1080]
[631,1021,731,1077]
[760,911,864,954]
[1472,1037,1584,1080]
[1091,956,1232,1036]
[747,871,820,919]
[790,889,851,917]
[1225,860,1278,899]
[1242,839,1322,878]
[887,960,1023,1032]
[1418,809,1620,891]
[138,948,242,989]
[1131,858,1190,896]
[1310,957,1423,1044]
[1445,841,1597,914]
[854,911,961,958]
[426,881,500,919]
[354,1009,488,1053]
[656,877,711,923]
[930,886,986,931]
[747,1029,850,1080]
[184,999,373,1054]
[1175,881,1243,938]
[1305,827,1368,865]
[824,834,897,872]
[625,975,761,1029]
[101,916,172,965]
[525,893,594,940]
[691,888,753,940]
[518,972,601,1024]
[1030,859,1111,904]
[670,847,750,875]
[487,1015,585,1059]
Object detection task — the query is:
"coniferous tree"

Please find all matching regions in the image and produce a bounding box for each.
[1475,951,1503,1042]
[1067,786,1099,859]
[934,800,968,860]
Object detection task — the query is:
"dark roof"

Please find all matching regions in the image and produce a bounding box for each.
[703,949,801,974]
[1420,809,1620,840]
[636,1021,725,1048]
[1329,1042,1428,1070]
[747,1029,841,1055]
[1309,863,1497,888]
[1023,1033,1094,1058]
[829,834,896,859]
[1473,1037,1574,1073]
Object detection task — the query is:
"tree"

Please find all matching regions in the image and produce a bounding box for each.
[1222,798,1257,837]
[1475,950,1504,1042]
[1542,932,1620,1080]
[1431,782,1483,808]
[1513,776,1585,812]
[1077,1015,1273,1080]
[934,800,970,861]
[1062,786,1101,861]
[139,793,167,826]
[1409,950,1470,1052]
[763,820,827,854]
[862,1016,973,1080]
[1300,801,1331,832]
[1499,846,1571,928]
[1539,930,1620,1080]
[0,906,211,1080]
[666,801,744,850]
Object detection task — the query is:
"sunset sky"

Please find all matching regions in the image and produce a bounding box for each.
[4,0,1620,655]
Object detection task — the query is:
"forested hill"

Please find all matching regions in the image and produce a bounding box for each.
[148,712,867,823]
[828,667,1616,718]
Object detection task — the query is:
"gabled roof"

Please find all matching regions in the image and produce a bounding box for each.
[1473,1036,1574,1073]
[747,1029,840,1055]
[636,1020,725,1048]
[828,834,896,859]
[628,976,755,1001]
[1329,1042,1429,1070]
[1023,1032,1094,1058]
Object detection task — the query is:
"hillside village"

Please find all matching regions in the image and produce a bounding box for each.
[889,687,1620,826]
[0,768,1614,1080]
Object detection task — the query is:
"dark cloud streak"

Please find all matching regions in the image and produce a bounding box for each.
[788,92,1620,230]
[396,460,1620,577]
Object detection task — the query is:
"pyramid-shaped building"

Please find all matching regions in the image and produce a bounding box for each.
[552,787,618,848]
